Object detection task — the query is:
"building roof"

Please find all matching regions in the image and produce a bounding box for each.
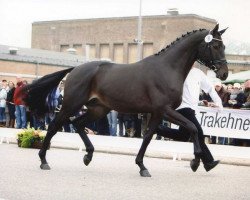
[0,44,86,67]
[32,13,216,25]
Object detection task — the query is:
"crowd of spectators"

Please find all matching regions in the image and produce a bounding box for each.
[200,80,250,146]
[0,77,249,147]
[0,77,148,138]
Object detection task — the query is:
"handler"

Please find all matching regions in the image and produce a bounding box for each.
[156,65,222,172]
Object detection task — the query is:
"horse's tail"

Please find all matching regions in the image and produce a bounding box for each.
[19,67,74,116]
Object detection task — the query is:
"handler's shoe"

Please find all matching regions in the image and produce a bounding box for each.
[190,159,200,172]
[204,160,220,172]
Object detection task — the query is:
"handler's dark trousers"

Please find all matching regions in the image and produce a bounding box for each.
[157,108,214,164]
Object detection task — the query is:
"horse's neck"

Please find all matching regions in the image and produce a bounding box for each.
[161,30,208,80]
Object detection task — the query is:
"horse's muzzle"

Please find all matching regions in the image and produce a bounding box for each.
[216,72,228,81]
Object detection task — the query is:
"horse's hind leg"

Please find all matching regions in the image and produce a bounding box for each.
[72,117,94,166]
[39,112,67,170]
[135,113,162,177]
[71,103,110,166]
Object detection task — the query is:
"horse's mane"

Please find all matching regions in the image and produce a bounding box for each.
[155,29,207,56]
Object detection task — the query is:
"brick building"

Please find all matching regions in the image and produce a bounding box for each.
[32,13,216,63]
[31,13,250,73]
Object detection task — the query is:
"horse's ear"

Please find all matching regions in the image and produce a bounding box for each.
[211,24,219,35]
[219,27,228,35]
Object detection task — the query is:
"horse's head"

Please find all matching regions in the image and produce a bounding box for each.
[197,24,228,80]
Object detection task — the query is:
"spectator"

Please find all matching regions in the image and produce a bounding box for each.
[55,82,73,132]
[199,90,212,103]
[141,113,150,137]
[226,84,233,93]
[243,80,250,108]
[213,81,231,145]
[46,86,60,119]
[117,113,125,136]
[118,113,142,138]
[33,115,46,130]
[214,81,231,107]
[228,83,246,109]
[3,80,10,127]
[134,114,142,138]
[238,80,250,146]
[227,82,246,146]
[20,80,34,128]
[0,80,7,127]
[95,116,110,136]
[13,77,27,129]
[107,110,118,136]
[6,81,16,128]
[117,113,137,137]
[123,113,137,137]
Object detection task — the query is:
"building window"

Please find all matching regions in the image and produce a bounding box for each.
[113,43,124,63]
[73,44,83,56]
[86,44,96,59]
[60,45,69,52]
[143,43,154,58]
[128,43,137,64]
[100,44,110,60]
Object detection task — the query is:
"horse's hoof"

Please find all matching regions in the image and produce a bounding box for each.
[140,169,151,177]
[40,163,51,170]
[83,155,91,166]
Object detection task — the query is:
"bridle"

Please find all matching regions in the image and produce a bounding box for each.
[197,33,227,72]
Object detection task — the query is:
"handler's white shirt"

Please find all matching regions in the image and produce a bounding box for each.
[177,67,223,111]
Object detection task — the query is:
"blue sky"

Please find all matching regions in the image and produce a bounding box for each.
[0,0,249,48]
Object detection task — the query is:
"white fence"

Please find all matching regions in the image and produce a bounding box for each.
[0,107,249,162]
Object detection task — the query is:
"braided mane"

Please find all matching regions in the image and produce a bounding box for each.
[155,29,206,56]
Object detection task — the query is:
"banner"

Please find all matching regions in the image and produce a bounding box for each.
[196,107,250,139]
[170,107,250,139]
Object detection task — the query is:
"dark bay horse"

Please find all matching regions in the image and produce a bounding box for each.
[20,24,228,177]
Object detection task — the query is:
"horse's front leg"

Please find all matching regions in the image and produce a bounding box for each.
[135,114,162,177]
[164,107,202,155]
